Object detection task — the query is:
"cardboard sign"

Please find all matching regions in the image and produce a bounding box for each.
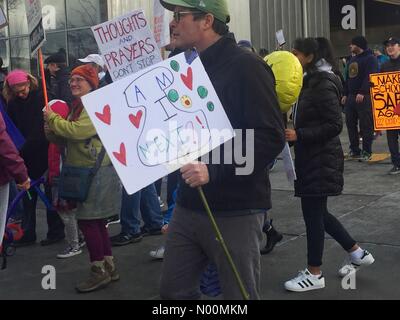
[82,51,235,195]
[276,29,286,47]
[370,71,400,130]
[25,0,46,55]
[0,7,8,29]
[153,0,170,48]
[92,10,163,82]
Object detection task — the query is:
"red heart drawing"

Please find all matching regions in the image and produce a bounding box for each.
[181,67,193,91]
[95,105,111,125]
[129,110,143,129]
[113,143,127,166]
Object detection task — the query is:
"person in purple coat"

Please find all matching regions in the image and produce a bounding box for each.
[0,112,30,249]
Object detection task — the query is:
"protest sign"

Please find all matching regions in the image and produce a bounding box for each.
[276,29,286,47]
[82,50,235,195]
[25,0,46,55]
[92,10,163,82]
[0,7,8,29]
[153,0,170,48]
[370,71,400,130]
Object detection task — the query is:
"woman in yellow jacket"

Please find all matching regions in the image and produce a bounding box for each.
[44,65,121,293]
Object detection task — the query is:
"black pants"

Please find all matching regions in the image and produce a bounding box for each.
[387,130,400,167]
[21,185,64,241]
[345,95,374,155]
[301,197,356,267]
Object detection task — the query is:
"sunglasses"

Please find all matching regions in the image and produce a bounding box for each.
[173,10,204,22]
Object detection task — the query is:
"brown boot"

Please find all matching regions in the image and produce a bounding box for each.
[104,256,120,281]
[75,261,111,293]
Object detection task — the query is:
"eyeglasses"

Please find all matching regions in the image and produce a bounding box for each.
[68,77,87,85]
[173,11,204,22]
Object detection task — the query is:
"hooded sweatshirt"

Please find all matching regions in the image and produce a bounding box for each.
[344,49,378,96]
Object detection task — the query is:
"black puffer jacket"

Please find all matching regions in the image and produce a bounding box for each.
[293,71,344,197]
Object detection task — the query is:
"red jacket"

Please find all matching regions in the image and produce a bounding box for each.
[0,112,28,186]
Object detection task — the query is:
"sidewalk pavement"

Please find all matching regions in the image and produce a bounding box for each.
[1,129,399,300]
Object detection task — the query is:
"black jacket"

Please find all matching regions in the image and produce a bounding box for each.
[176,35,285,212]
[381,56,400,72]
[45,67,73,105]
[344,49,378,96]
[293,71,344,197]
[7,90,49,179]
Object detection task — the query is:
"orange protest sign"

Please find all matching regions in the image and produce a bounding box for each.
[370,71,400,130]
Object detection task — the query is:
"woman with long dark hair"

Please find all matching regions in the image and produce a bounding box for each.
[284,38,375,292]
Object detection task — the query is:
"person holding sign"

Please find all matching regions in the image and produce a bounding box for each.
[381,37,400,175]
[44,65,121,293]
[285,38,375,293]
[342,36,378,162]
[159,0,285,300]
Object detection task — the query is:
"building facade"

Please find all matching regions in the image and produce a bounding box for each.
[0,0,399,74]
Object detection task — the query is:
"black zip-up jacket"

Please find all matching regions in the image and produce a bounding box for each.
[176,35,285,212]
[381,56,400,73]
[294,71,344,197]
[344,49,378,96]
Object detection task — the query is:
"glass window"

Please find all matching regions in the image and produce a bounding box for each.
[0,38,9,71]
[365,1,400,50]
[0,0,8,38]
[67,0,107,28]
[42,0,66,31]
[41,31,67,61]
[8,0,28,36]
[10,36,30,71]
[68,28,99,67]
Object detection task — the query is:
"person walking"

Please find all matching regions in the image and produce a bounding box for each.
[284,38,375,292]
[44,65,121,293]
[159,0,285,300]
[0,111,30,249]
[342,36,378,161]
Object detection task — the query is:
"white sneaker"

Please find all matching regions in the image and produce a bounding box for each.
[149,246,165,260]
[57,247,82,259]
[284,269,325,292]
[338,250,375,277]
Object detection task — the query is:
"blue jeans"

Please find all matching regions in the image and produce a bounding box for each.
[120,184,163,235]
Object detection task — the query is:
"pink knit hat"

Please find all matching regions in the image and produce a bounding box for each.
[5,70,29,87]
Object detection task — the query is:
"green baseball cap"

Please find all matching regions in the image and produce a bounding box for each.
[160,0,230,23]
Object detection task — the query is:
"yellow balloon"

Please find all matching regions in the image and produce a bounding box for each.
[264,51,303,113]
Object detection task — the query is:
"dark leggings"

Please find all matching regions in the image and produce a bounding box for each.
[301,197,357,267]
[78,219,112,262]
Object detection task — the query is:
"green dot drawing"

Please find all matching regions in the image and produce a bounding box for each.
[207,102,215,112]
[170,60,180,72]
[197,86,208,99]
[168,90,179,103]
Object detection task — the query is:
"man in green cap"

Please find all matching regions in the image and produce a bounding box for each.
[159,0,285,300]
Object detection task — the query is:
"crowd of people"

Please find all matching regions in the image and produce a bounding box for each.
[5,0,400,299]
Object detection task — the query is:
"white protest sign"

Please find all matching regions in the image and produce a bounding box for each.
[0,7,8,29]
[281,143,296,185]
[92,10,163,82]
[276,29,286,47]
[153,0,170,48]
[25,0,46,55]
[82,51,235,195]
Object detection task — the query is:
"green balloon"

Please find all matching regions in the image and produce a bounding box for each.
[170,60,180,72]
[168,90,179,103]
[207,102,215,112]
[197,86,208,99]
